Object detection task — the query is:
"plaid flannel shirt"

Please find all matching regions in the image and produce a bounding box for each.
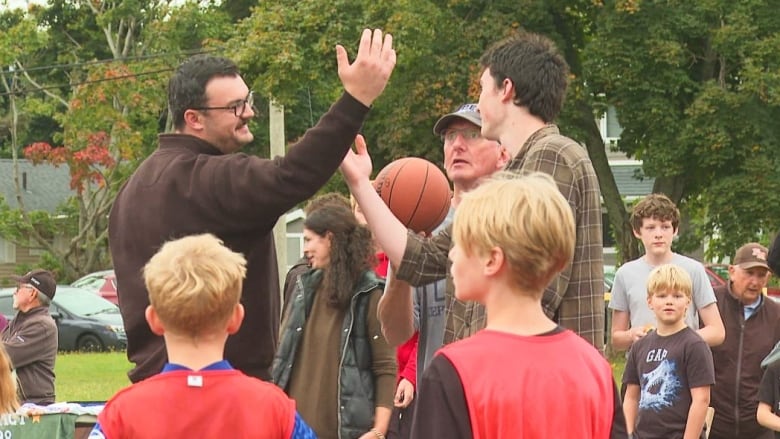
[395,125,605,350]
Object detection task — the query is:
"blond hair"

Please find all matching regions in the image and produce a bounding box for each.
[453,172,575,292]
[646,264,692,300]
[143,234,247,337]
[0,346,18,414]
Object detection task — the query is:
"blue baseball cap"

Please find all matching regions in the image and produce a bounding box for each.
[432,103,482,135]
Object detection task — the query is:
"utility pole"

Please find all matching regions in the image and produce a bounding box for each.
[269,100,286,302]
[1,64,24,210]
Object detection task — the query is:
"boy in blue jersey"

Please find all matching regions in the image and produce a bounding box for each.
[90,234,315,439]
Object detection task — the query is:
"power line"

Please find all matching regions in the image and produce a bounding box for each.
[1,46,229,98]
[0,67,175,98]
[7,46,225,75]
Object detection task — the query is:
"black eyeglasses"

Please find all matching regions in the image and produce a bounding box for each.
[192,91,254,118]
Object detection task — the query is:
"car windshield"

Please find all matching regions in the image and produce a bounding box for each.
[71,277,105,291]
[71,270,113,292]
[55,287,120,316]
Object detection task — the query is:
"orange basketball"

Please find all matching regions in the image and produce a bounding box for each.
[373,157,451,234]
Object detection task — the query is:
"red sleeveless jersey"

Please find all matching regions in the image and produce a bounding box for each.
[98,369,295,439]
[440,329,615,439]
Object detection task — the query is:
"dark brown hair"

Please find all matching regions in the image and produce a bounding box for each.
[479,32,569,123]
[304,204,375,308]
[168,55,240,129]
[630,193,680,232]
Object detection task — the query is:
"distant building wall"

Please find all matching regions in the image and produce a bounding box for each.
[0,160,73,277]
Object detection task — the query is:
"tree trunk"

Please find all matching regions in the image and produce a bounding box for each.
[651,175,685,205]
[572,100,642,264]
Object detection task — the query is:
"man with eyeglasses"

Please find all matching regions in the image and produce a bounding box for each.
[378,103,508,365]
[109,28,397,384]
[2,269,58,405]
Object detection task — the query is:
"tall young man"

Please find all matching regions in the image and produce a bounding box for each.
[342,32,605,350]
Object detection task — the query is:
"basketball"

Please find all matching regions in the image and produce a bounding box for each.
[373,157,451,234]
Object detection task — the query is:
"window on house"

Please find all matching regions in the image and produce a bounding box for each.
[0,238,16,264]
[605,106,623,139]
[599,106,624,146]
[286,234,304,270]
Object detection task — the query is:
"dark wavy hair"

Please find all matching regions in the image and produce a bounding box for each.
[304,204,375,309]
[167,55,240,130]
[479,32,569,123]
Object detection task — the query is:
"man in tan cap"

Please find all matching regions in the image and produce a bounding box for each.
[1,269,58,405]
[709,243,780,439]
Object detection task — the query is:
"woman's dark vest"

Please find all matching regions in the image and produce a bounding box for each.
[272,269,384,439]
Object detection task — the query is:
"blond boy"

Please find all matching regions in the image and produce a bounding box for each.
[622,265,715,439]
[91,234,316,439]
[411,173,623,438]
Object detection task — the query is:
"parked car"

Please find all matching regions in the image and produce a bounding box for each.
[71,269,118,304]
[0,286,126,351]
[705,263,780,297]
[704,264,728,289]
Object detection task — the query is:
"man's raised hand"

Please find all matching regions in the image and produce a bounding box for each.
[335,29,396,107]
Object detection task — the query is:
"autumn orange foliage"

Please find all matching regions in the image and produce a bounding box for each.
[24,132,116,193]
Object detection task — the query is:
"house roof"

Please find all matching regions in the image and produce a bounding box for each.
[286,209,305,223]
[0,159,73,213]
[610,160,654,198]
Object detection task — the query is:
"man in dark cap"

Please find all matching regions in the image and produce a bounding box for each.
[710,243,780,439]
[1,269,58,405]
[378,103,508,367]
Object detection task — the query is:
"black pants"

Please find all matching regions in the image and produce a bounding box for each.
[386,399,416,439]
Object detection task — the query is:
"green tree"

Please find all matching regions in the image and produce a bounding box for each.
[234,0,642,261]
[585,0,780,259]
[234,0,506,196]
[0,9,53,157]
[0,0,232,280]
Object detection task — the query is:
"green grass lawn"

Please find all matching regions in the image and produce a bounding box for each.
[53,350,629,403]
[610,352,626,384]
[56,351,132,402]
